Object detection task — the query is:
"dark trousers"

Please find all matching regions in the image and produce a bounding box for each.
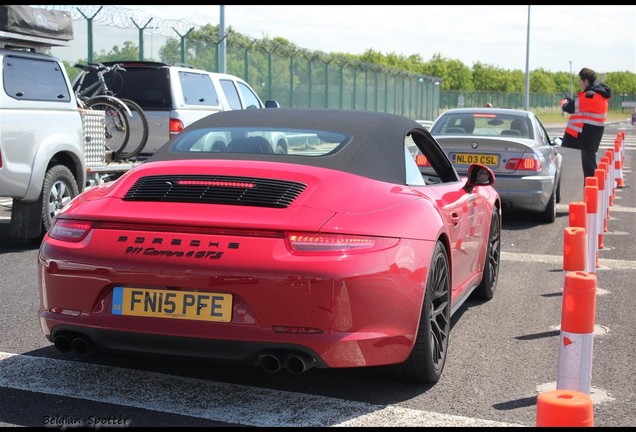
[581,149,597,180]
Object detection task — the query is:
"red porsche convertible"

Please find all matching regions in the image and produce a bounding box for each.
[38,108,501,383]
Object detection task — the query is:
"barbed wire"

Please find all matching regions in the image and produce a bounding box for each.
[32,5,200,36]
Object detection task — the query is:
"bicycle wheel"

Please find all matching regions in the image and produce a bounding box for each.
[116,98,149,160]
[84,97,130,159]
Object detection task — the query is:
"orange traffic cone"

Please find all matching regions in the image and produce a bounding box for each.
[536,389,593,427]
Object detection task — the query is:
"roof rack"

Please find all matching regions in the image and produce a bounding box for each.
[0,6,73,53]
[0,30,70,53]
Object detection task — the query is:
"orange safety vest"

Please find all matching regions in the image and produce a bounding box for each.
[565,91,608,138]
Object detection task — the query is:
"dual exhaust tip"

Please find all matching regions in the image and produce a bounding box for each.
[53,333,315,375]
[258,350,314,375]
[53,332,96,355]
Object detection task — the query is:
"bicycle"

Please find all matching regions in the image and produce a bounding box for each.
[73,63,149,160]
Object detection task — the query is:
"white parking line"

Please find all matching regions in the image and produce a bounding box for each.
[502,251,636,270]
[0,352,523,427]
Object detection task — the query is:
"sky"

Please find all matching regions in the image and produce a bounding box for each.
[126,5,636,74]
[51,5,636,74]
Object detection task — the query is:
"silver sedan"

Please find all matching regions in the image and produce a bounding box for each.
[429,107,563,223]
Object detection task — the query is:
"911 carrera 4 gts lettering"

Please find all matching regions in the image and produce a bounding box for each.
[123,246,223,259]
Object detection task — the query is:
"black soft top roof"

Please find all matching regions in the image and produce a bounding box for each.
[149,108,428,185]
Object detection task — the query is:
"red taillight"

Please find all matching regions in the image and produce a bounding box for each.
[285,232,398,255]
[505,154,541,171]
[415,154,431,167]
[169,118,184,136]
[48,219,93,242]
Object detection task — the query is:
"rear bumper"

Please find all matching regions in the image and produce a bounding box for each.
[39,307,415,369]
[494,176,554,212]
[46,324,329,368]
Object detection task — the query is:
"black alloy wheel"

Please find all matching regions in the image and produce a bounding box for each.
[473,206,501,300]
[392,240,451,383]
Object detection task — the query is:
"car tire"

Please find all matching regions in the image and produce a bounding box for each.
[555,176,562,204]
[41,165,79,232]
[539,190,556,223]
[473,206,501,300]
[211,140,227,152]
[275,139,288,154]
[392,240,451,383]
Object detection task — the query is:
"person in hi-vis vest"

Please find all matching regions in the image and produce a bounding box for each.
[560,67,612,181]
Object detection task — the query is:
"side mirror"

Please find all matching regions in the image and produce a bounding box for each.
[265,100,280,108]
[467,164,495,187]
[551,136,563,147]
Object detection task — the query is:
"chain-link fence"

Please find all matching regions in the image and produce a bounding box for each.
[44,6,631,121]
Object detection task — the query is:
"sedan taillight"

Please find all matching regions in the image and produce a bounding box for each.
[505,153,541,171]
[415,154,431,167]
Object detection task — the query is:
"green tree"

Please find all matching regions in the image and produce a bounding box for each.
[94,41,140,63]
[553,71,574,96]
[422,53,472,91]
[605,71,636,96]
[528,68,557,94]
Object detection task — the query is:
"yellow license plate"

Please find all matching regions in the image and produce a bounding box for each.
[452,153,499,166]
[112,287,232,322]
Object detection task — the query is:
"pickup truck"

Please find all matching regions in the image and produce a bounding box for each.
[0,6,136,242]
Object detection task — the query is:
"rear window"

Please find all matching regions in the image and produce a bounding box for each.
[431,113,533,139]
[171,127,349,156]
[75,66,172,109]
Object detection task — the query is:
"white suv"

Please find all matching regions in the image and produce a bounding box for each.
[73,61,284,156]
